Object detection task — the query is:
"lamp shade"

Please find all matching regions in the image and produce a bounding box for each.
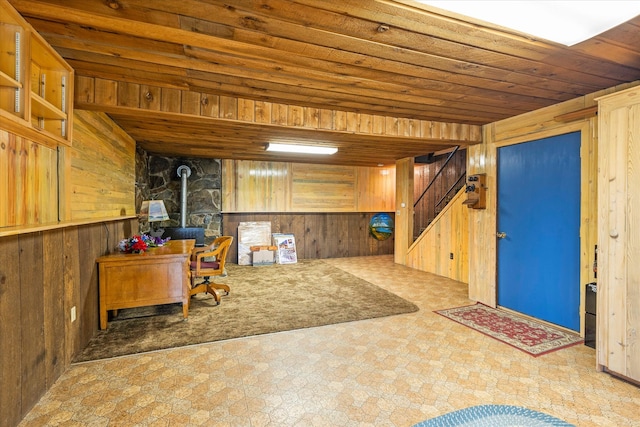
[140,200,169,222]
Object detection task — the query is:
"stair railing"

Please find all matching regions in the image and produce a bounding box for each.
[413,146,466,241]
[434,171,467,213]
[414,146,459,208]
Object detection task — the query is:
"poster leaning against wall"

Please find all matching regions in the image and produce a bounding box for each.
[272,233,298,264]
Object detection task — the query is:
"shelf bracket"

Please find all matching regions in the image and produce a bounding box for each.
[61,76,66,138]
[14,31,21,113]
[38,74,46,128]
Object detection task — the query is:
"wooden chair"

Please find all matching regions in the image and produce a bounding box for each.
[189,236,233,305]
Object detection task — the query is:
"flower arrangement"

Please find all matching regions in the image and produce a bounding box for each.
[118,234,170,253]
[143,234,171,247]
[119,235,147,253]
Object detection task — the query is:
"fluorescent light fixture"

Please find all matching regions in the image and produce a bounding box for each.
[416,1,640,46]
[266,143,337,155]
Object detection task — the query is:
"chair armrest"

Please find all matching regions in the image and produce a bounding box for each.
[195,244,224,262]
[191,236,227,260]
[192,246,209,255]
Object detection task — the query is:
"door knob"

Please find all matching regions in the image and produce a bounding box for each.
[496,232,507,239]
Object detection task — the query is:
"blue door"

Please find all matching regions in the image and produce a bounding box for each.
[497,132,581,331]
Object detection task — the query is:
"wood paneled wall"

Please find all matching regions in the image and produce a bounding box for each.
[0,130,59,227]
[394,157,414,265]
[221,159,396,262]
[69,110,136,220]
[223,212,394,263]
[1,110,136,233]
[406,188,469,283]
[401,82,639,300]
[1,107,138,426]
[356,166,396,213]
[596,86,640,381]
[466,83,639,313]
[222,160,396,213]
[0,219,136,427]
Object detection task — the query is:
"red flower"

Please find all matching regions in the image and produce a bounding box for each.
[119,235,149,253]
[131,239,147,252]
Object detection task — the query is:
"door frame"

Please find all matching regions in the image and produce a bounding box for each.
[468,120,595,337]
[496,132,582,330]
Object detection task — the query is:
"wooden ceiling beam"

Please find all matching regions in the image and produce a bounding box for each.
[72,74,480,166]
[75,79,482,143]
[70,64,503,123]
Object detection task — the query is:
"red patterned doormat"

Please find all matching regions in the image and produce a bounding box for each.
[435,303,583,357]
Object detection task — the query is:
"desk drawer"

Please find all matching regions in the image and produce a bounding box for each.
[100,260,185,306]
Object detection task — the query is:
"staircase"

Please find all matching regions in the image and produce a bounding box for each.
[413,148,467,241]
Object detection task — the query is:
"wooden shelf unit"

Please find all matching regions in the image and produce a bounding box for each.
[31,92,66,120]
[0,5,27,121]
[0,0,73,145]
[0,69,22,88]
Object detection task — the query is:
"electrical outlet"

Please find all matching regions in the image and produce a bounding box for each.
[70,306,77,322]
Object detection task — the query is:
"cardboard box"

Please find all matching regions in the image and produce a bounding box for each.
[252,249,275,266]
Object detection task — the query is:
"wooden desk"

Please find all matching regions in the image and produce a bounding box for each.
[97,239,195,329]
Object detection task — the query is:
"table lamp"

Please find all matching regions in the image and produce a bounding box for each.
[140,200,169,237]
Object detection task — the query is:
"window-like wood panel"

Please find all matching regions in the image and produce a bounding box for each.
[222,160,395,213]
[291,164,356,211]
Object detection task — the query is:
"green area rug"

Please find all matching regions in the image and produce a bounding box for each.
[74,259,418,362]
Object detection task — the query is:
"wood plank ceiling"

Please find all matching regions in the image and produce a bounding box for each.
[9,0,640,166]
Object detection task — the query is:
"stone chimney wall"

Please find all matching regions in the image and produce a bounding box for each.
[135,148,222,244]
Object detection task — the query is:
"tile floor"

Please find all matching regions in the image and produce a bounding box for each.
[19,256,640,427]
